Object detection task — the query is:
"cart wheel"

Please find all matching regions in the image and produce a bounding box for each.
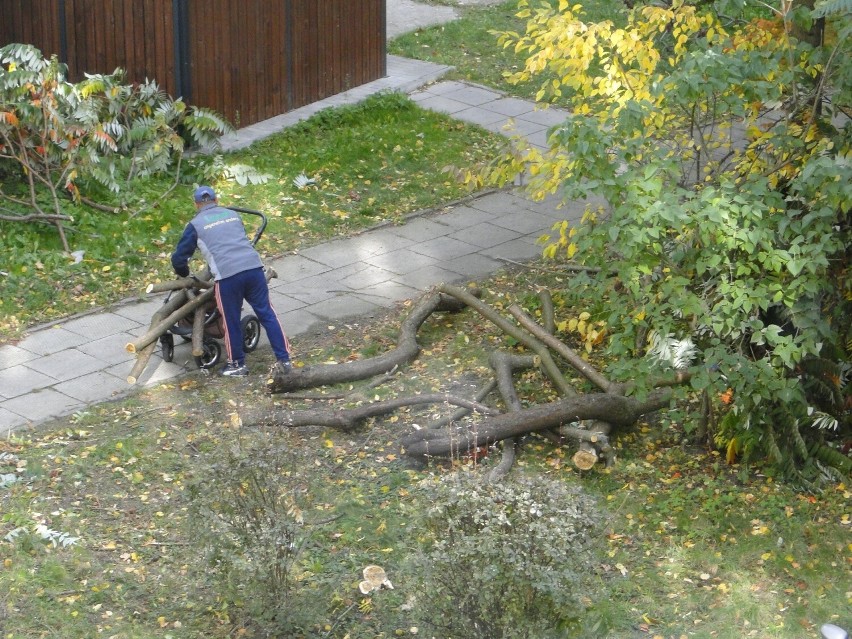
[160,334,175,363]
[195,339,221,370]
[241,315,261,352]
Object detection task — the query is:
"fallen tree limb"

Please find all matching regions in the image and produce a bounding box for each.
[256,394,498,431]
[126,265,272,380]
[437,283,576,397]
[126,290,191,384]
[538,289,555,335]
[191,303,206,357]
[504,301,619,465]
[127,341,157,385]
[126,287,216,353]
[257,284,686,472]
[0,211,73,223]
[509,303,618,394]
[79,196,120,214]
[267,292,474,394]
[401,390,672,458]
[510,303,695,395]
[146,277,212,294]
[487,351,537,482]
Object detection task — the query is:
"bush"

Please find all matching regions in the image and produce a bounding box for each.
[0,43,231,250]
[187,434,315,635]
[480,0,851,481]
[407,471,604,638]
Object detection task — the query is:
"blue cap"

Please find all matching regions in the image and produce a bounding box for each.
[193,185,216,203]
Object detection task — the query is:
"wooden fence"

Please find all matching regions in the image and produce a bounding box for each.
[0,0,386,127]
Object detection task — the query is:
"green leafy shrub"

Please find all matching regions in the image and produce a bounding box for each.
[0,43,231,250]
[407,472,604,638]
[480,0,851,481]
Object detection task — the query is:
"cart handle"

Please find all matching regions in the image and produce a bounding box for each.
[227,206,268,247]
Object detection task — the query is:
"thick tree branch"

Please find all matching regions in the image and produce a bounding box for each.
[401,390,672,458]
[255,394,498,432]
[267,292,475,393]
[146,277,213,294]
[487,351,537,482]
[437,283,576,397]
[538,289,556,334]
[0,210,73,223]
[508,303,618,393]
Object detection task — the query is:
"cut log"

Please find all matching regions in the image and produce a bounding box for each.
[191,306,206,357]
[126,288,215,354]
[126,340,157,385]
[567,420,613,469]
[572,448,598,471]
[126,264,274,381]
[126,288,191,384]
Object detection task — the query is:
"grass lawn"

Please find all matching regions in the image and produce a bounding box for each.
[388,0,626,102]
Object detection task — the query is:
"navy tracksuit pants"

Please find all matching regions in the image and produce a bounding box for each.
[214,267,291,365]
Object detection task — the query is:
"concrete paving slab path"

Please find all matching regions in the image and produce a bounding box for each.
[0,2,577,436]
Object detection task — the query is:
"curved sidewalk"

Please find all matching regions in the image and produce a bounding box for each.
[0,59,581,436]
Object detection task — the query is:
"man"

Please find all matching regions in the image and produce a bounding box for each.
[171,185,292,377]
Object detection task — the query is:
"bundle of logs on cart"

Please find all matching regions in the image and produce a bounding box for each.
[124,266,276,384]
[262,283,690,480]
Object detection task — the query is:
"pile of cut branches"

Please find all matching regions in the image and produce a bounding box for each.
[124,271,216,384]
[266,283,690,480]
[125,267,275,384]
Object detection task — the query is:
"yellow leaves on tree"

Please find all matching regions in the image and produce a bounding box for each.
[557,310,608,354]
[500,0,714,119]
[491,0,833,214]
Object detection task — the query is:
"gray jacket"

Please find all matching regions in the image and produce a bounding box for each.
[172,204,263,281]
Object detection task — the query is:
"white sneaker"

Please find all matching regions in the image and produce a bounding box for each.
[221,362,248,377]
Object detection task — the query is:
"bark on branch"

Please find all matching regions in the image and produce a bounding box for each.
[400,390,672,458]
[267,291,475,394]
[252,394,498,432]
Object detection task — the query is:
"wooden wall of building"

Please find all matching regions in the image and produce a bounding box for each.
[0,0,386,127]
